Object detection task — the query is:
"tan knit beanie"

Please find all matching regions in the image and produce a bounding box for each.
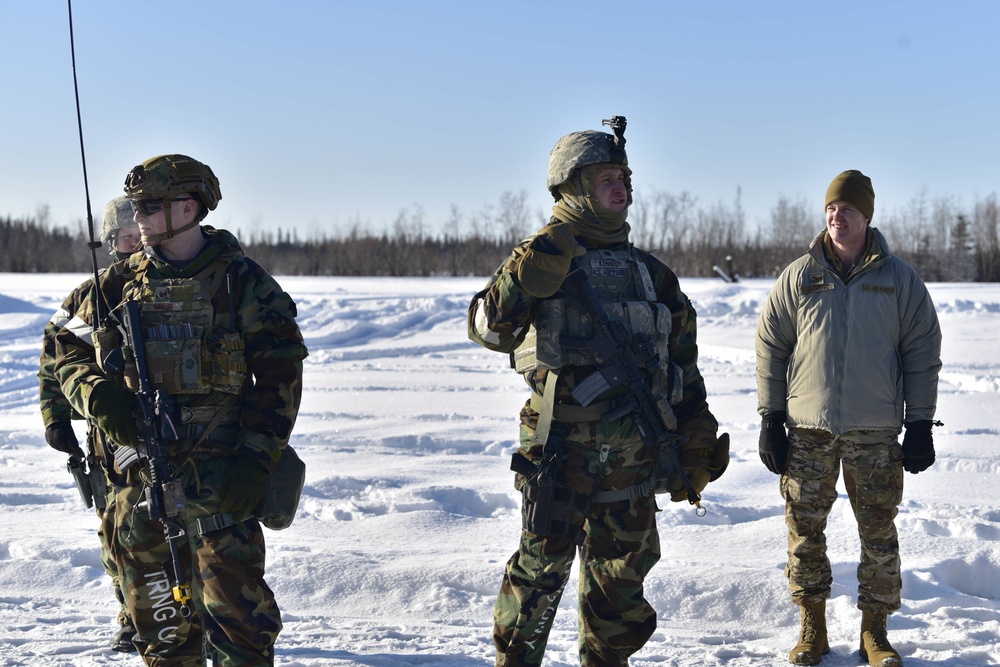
[825,170,875,222]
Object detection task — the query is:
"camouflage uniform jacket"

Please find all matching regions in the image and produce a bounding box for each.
[39,277,93,427]
[468,228,718,445]
[54,226,307,473]
[756,226,941,433]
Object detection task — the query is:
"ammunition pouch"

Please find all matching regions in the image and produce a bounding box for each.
[121,268,248,396]
[93,324,124,375]
[191,444,306,535]
[253,445,306,530]
[511,452,588,545]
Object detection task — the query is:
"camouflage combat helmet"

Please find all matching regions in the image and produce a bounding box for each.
[123,154,221,245]
[100,196,137,256]
[547,116,629,201]
[124,154,221,210]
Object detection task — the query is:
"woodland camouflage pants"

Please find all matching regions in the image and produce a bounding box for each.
[95,493,132,629]
[103,455,282,666]
[781,428,904,614]
[494,420,661,667]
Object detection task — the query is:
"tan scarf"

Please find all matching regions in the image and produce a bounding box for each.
[552,194,630,246]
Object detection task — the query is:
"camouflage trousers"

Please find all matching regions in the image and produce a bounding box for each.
[781,428,904,614]
[87,433,133,630]
[494,419,661,667]
[103,454,281,666]
[96,493,132,629]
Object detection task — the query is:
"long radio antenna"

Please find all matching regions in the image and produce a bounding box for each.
[67,0,107,326]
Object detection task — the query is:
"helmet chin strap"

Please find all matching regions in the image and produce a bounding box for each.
[142,197,201,247]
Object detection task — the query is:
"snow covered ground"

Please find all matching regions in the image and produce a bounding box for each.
[0,272,998,667]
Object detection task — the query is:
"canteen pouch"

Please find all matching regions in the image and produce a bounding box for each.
[253,445,306,530]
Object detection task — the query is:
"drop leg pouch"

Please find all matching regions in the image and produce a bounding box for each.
[253,445,305,530]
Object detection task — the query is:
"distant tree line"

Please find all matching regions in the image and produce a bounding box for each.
[4,190,999,281]
[0,205,98,272]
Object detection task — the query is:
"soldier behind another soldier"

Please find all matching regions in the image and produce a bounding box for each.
[38,196,140,652]
[469,118,729,667]
[53,155,307,666]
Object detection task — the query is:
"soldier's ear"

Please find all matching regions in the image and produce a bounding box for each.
[183,197,200,218]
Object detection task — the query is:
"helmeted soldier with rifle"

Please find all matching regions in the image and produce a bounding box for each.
[469,117,730,667]
[38,195,141,652]
[54,154,307,666]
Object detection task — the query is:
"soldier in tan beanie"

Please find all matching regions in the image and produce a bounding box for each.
[756,170,942,666]
[824,169,876,272]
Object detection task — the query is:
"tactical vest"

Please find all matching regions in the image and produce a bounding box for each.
[512,247,681,407]
[118,255,247,396]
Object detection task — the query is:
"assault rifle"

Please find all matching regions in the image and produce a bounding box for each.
[117,300,192,616]
[560,264,705,514]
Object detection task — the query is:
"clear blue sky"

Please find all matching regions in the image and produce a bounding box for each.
[2,1,998,240]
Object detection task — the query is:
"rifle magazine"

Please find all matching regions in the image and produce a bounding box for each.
[572,371,610,406]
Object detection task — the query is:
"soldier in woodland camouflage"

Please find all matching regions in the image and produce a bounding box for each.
[38,195,141,652]
[756,170,942,667]
[469,119,728,667]
[54,155,307,666]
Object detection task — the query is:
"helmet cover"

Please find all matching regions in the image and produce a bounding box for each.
[547,130,628,197]
[123,154,221,212]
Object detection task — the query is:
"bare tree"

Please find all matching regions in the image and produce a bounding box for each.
[496,190,532,245]
[973,194,1000,281]
[770,195,815,248]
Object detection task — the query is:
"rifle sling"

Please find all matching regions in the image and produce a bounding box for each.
[592,477,655,504]
[529,392,617,424]
[189,512,239,537]
[532,368,560,446]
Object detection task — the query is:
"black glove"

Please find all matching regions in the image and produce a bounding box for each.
[516,222,586,298]
[758,412,789,475]
[220,456,269,522]
[902,420,937,474]
[88,382,140,450]
[44,421,85,458]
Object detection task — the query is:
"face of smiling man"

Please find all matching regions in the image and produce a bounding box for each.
[825,200,869,264]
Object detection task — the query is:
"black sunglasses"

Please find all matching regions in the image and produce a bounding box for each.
[130,197,196,216]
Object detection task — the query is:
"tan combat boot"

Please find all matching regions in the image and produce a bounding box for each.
[860,610,902,666]
[789,600,830,665]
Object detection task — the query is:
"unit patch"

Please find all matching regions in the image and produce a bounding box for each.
[802,272,834,294]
